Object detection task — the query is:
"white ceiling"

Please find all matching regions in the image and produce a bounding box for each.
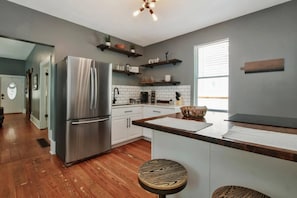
[7,0,291,47]
[0,37,35,60]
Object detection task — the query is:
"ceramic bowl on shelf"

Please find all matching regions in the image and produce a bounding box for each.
[180,106,207,118]
[114,43,125,49]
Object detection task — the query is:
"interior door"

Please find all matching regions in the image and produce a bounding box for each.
[0,76,25,114]
[25,69,32,119]
[40,57,50,129]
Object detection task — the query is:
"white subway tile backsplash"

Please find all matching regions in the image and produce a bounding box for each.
[112,85,191,105]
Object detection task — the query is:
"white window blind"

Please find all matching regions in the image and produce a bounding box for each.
[195,39,229,111]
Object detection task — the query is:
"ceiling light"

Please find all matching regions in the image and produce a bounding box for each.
[149,10,158,21]
[133,7,144,17]
[133,0,159,21]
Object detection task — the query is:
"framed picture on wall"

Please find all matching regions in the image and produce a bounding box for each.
[33,74,38,90]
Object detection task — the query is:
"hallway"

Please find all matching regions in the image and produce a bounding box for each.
[0,114,154,197]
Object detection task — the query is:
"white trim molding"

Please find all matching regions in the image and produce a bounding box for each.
[30,113,41,129]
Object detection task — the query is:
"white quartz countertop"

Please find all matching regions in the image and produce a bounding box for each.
[112,103,182,109]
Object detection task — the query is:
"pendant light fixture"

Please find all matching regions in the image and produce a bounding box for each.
[133,0,158,21]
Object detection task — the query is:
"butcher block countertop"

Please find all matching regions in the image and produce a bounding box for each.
[132,112,297,162]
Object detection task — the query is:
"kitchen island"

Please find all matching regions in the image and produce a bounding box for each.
[132,112,297,198]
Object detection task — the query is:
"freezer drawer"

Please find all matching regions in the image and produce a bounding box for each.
[65,117,111,164]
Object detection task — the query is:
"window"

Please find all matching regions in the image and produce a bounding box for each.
[195,39,229,111]
[7,82,17,100]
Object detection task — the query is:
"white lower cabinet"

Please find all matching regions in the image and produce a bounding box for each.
[111,106,142,145]
[142,106,180,139]
[112,105,180,144]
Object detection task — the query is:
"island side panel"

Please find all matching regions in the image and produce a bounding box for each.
[210,144,297,198]
[152,130,211,198]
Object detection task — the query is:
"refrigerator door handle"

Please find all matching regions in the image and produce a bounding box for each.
[93,63,98,109]
[72,118,109,125]
[90,67,94,109]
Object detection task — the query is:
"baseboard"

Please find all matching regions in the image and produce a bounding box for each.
[111,137,143,149]
[111,136,151,149]
[30,114,41,129]
[141,136,151,142]
[49,138,56,155]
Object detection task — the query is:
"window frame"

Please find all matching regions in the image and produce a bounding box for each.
[194,38,229,112]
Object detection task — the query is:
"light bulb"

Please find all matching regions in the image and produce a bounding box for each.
[133,7,144,17]
[133,10,140,16]
[152,13,158,21]
[149,2,155,8]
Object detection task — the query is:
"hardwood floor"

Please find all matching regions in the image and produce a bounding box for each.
[0,114,156,197]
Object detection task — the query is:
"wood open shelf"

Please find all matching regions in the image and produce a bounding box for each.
[97,44,142,57]
[140,81,181,86]
[113,69,140,76]
[140,59,182,68]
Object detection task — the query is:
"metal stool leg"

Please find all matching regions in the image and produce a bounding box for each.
[159,194,166,198]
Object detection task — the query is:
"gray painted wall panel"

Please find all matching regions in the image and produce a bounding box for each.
[0,0,296,130]
[0,1,143,85]
[143,1,297,118]
[0,1,143,139]
[0,58,25,76]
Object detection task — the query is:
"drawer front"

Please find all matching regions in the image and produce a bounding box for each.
[143,107,176,118]
[112,107,142,117]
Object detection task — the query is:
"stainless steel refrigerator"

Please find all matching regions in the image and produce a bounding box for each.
[55,56,112,166]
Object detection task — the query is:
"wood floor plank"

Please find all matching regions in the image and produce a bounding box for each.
[0,114,156,197]
[0,163,15,197]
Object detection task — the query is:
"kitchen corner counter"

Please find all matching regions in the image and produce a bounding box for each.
[132,112,297,163]
[133,112,297,197]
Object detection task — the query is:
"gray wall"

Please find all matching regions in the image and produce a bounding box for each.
[0,0,296,122]
[143,1,297,118]
[0,1,144,141]
[0,57,25,76]
[0,1,144,86]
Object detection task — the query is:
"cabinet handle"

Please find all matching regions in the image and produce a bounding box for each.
[128,118,131,128]
[127,118,129,128]
[153,110,161,113]
[124,110,133,113]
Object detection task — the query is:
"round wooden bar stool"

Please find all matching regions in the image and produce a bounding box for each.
[138,159,187,198]
[212,185,270,198]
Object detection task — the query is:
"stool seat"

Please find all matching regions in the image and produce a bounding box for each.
[138,159,187,197]
[212,185,270,198]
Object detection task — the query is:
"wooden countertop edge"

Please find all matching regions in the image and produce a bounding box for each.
[132,113,297,163]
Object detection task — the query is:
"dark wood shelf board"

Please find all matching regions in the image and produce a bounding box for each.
[112,69,140,76]
[140,59,182,68]
[97,44,142,57]
[140,81,181,86]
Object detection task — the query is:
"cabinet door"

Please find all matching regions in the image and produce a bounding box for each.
[111,117,128,145]
[127,114,143,140]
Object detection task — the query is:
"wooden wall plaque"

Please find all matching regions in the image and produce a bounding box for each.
[241,58,284,73]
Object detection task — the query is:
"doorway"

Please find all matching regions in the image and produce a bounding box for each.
[0,75,25,114]
[39,56,51,130]
[25,69,33,119]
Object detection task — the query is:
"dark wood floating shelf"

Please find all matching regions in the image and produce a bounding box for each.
[112,69,140,76]
[140,81,181,86]
[140,59,182,68]
[97,44,142,57]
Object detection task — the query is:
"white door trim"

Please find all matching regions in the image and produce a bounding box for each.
[39,56,51,130]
